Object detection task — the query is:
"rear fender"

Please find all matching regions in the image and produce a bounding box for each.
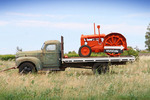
[16,57,42,71]
[104,33,127,50]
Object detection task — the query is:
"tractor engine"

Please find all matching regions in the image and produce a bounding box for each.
[78,23,127,57]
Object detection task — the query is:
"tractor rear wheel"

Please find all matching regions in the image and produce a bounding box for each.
[79,45,92,57]
[104,33,127,57]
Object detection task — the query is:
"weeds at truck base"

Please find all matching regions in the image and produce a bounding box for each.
[0,57,150,99]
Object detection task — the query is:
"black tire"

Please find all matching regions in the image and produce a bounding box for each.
[92,63,109,74]
[19,62,37,74]
[79,45,92,57]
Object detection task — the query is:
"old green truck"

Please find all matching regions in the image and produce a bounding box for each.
[15,36,135,74]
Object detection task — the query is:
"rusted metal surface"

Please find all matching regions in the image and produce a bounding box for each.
[0,66,17,72]
[61,36,64,58]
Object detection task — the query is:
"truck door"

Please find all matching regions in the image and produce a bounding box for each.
[43,44,60,67]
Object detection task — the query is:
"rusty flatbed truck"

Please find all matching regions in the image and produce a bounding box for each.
[15,36,135,74]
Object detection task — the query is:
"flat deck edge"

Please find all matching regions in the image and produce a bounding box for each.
[62,56,135,63]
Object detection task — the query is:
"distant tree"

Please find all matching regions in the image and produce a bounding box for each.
[71,51,77,54]
[68,51,77,54]
[145,23,150,51]
[134,46,140,52]
[68,51,72,54]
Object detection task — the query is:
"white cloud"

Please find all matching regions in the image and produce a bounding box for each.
[14,20,147,35]
[6,12,42,17]
[6,12,73,19]
[45,14,73,19]
[123,13,150,18]
[15,20,91,30]
[15,20,51,27]
[0,48,16,54]
[5,12,147,34]
[1,19,146,35]
[101,23,146,35]
[0,21,9,26]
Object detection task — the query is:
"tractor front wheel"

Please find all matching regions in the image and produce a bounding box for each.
[79,45,92,57]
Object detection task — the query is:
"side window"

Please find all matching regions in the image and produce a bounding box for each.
[46,44,56,51]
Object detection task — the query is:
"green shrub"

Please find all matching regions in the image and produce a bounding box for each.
[65,47,138,58]
[0,55,15,61]
[66,54,79,57]
[91,52,107,56]
[121,47,139,58]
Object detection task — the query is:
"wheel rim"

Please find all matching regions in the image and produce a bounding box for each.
[95,64,108,74]
[96,66,102,74]
[22,66,32,73]
[104,35,124,56]
[81,47,90,56]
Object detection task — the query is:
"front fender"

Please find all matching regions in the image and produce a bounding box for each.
[16,57,42,70]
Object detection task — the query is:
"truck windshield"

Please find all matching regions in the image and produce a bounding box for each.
[41,43,45,50]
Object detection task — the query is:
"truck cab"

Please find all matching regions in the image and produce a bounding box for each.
[16,39,62,74]
[41,40,61,68]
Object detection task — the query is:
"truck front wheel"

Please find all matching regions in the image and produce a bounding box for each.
[92,63,109,74]
[19,62,37,74]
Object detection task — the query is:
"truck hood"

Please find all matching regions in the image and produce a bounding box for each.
[16,50,42,57]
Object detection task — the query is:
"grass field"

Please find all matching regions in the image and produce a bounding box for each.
[0,56,150,100]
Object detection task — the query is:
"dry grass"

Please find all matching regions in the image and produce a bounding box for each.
[0,56,150,100]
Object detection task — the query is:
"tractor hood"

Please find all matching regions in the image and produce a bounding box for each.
[16,50,42,57]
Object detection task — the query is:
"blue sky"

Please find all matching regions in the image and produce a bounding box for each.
[0,0,150,54]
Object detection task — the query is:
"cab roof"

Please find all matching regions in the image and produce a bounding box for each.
[44,40,60,44]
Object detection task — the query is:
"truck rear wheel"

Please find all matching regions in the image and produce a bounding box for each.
[19,62,37,74]
[92,63,109,74]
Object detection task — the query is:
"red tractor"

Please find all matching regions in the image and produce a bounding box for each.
[78,23,127,57]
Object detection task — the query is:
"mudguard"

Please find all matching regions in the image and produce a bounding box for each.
[16,57,42,71]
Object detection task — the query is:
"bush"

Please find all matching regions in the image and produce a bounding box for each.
[91,52,107,56]
[66,54,79,57]
[65,51,79,57]
[0,55,15,61]
[65,47,139,58]
[121,47,139,58]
